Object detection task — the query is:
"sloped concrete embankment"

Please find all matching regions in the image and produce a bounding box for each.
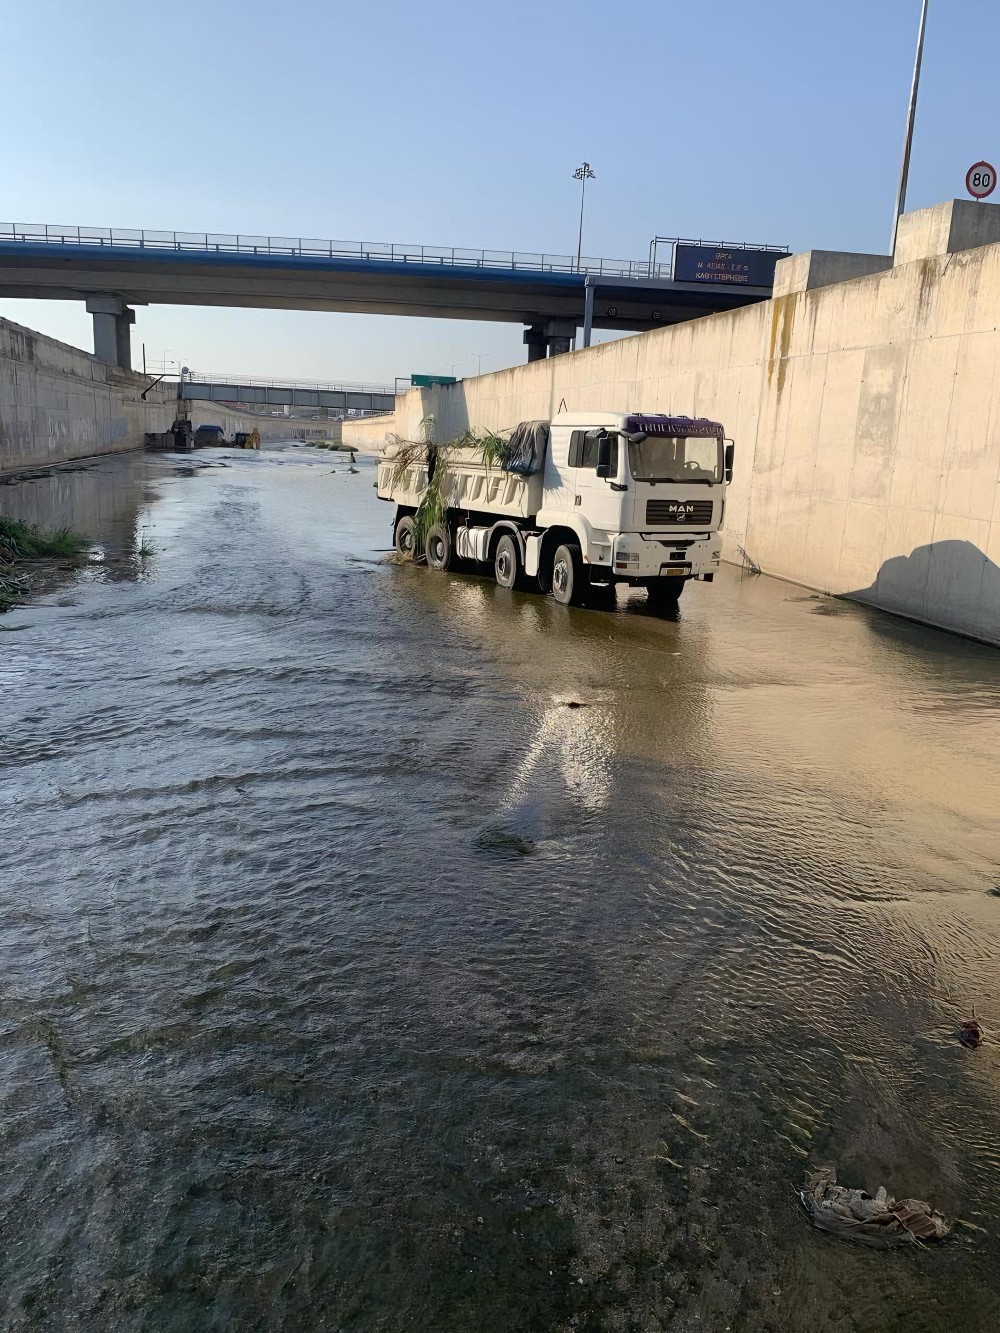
[346,199,1000,646]
[0,317,178,473]
[0,316,329,477]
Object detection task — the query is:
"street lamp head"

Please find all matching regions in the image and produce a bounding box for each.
[573,162,596,181]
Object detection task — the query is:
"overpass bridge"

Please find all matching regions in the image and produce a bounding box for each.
[178,371,395,416]
[0,222,789,369]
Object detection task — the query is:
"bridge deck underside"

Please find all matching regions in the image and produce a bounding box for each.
[0,244,772,331]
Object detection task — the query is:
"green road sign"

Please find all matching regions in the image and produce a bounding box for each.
[410,374,458,387]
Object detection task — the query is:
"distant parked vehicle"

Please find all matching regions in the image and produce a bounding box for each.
[194,424,226,448]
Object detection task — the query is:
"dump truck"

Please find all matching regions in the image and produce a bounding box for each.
[377,411,734,608]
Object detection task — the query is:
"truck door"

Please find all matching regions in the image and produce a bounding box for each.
[571,429,624,537]
[542,425,576,514]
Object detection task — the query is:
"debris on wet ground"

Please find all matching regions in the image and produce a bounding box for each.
[959,1008,985,1048]
[561,700,586,709]
[799,1167,953,1247]
[474,825,537,857]
[0,462,96,486]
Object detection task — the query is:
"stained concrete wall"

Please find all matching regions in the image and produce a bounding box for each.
[0,314,340,475]
[345,199,1000,646]
[0,316,178,473]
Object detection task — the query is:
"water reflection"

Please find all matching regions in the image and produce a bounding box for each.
[1,454,151,546]
[1,454,171,599]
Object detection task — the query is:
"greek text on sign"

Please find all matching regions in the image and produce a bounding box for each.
[966,162,997,201]
[673,243,784,288]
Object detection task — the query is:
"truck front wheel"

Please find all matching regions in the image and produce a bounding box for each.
[425,523,453,572]
[494,534,522,590]
[551,543,585,606]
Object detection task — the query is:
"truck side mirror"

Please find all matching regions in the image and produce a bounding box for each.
[596,435,613,478]
[724,441,735,483]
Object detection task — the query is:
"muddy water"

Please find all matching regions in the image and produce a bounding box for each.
[2,444,1000,1332]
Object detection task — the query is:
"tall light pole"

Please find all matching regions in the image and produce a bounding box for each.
[471,351,486,376]
[891,0,929,255]
[573,162,596,272]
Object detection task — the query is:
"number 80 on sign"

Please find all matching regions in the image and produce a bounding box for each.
[966,161,997,200]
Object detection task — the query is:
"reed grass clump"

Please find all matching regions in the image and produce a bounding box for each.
[0,516,90,612]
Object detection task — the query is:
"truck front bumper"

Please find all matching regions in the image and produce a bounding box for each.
[611,533,721,582]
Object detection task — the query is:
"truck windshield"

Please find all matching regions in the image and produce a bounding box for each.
[627,435,721,483]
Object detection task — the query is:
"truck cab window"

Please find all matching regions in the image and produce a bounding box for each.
[570,429,618,474]
[627,435,721,483]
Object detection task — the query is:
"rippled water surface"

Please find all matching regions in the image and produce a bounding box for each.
[3,444,1000,1332]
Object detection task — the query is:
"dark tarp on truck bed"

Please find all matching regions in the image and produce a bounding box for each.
[503,420,549,476]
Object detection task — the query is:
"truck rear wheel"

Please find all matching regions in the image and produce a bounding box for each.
[494,534,522,590]
[394,515,421,561]
[551,543,585,606]
[425,523,453,572]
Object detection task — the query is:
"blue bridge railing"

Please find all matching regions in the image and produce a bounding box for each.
[0,223,788,284]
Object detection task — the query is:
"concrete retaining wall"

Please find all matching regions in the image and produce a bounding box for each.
[0,314,340,476]
[346,199,1000,646]
[0,316,180,473]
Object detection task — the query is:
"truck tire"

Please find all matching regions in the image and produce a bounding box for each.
[425,523,453,572]
[551,543,585,606]
[494,533,522,590]
[646,579,685,612]
[394,515,421,561]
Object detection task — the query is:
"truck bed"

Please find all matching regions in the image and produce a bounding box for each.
[377,444,544,520]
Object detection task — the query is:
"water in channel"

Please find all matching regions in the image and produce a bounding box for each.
[2,443,1000,1333]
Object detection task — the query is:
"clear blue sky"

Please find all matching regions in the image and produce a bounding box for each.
[2,0,996,383]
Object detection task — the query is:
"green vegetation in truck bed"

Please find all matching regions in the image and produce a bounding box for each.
[387,419,509,542]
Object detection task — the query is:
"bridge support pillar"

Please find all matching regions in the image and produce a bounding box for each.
[542,318,576,358]
[523,318,577,361]
[524,324,546,363]
[86,295,135,370]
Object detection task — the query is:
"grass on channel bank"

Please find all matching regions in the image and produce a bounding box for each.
[0,516,90,612]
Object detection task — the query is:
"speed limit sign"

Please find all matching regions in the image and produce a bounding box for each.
[966,161,997,200]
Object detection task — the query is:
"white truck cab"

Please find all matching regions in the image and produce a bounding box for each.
[378,409,733,609]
